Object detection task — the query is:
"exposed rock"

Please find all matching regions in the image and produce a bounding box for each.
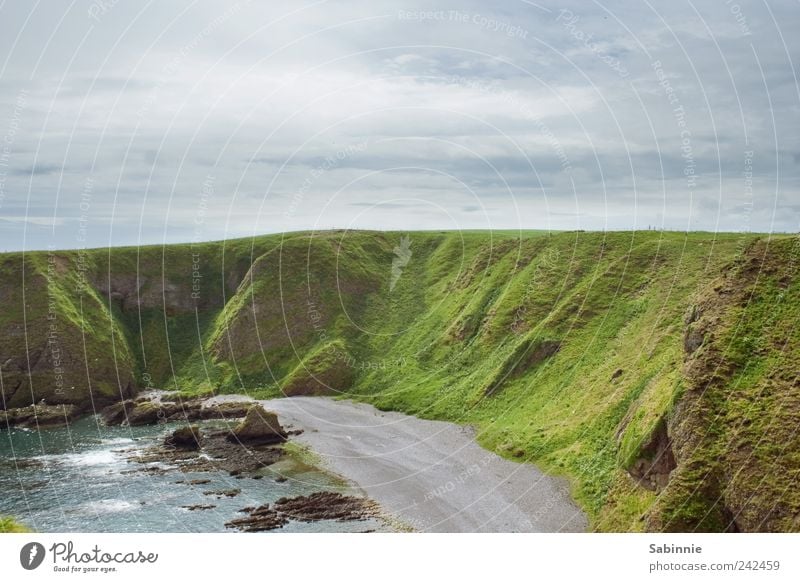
[227,404,287,445]
[203,488,241,498]
[627,418,676,492]
[182,504,216,511]
[683,326,704,354]
[127,401,173,426]
[0,403,81,429]
[684,304,701,325]
[100,400,136,425]
[131,426,284,476]
[164,425,201,450]
[226,493,379,532]
[273,492,379,522]
[196,401,252,421]
[225,505,289,532]
[101,397,252,426]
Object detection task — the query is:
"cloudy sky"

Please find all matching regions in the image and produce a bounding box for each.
[0,0,797,251]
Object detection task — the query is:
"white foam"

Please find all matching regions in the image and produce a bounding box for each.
[34,448,125,473]
[79,499,137,514]
[99,437,134,446]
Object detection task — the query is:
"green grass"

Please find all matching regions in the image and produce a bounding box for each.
[0,516,31,533]
[2,229,798,531]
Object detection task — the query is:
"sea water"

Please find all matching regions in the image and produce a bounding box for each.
[0,416,385,533]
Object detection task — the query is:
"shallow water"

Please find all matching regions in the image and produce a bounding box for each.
[0,416,386,533]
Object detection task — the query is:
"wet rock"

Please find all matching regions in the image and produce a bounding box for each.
[203,488,241,498]
[128,401,172,426]
[102,397,252,426]
[226,493,378,532]
[182,504,216,511]
[225,505,288,532]
[0,403,81,429]
[99,400,136,425]
[130,428,284,476]
[273,492,378,522]
[225,493,381,532]
[164,425,201,450]
[227,405,287,445]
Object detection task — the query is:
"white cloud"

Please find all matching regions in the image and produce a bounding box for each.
[0,0,797,251]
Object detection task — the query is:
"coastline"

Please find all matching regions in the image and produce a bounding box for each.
[261,396,588,533]
[1,393,587,533]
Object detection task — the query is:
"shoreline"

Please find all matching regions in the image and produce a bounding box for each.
[1,392,587,533]
[261,396,588,533]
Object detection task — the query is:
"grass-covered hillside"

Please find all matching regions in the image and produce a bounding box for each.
[1,230,798,532]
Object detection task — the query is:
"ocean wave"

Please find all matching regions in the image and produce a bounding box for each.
[78,499,137,514]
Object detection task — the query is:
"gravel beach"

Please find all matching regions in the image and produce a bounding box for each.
[262,397,588,533]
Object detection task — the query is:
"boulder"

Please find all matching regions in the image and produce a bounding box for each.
[164,425,202,450]
[100,400,136,425]
[127,401,176,426]
[163,400,203,422]
[227,404,287,445]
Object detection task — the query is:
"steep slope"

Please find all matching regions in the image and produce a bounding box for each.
[0,251,137,409]
[0,229,797,531]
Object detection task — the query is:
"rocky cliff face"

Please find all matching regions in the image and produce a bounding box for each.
[0,230,798,531]
[643,239,800,532]
[0,253,136,410]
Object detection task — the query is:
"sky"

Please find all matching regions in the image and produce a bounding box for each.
[0,0,798,251]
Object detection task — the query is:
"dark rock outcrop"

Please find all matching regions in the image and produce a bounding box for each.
[100,400,136,425]
[225,505,289,532]
[225,492,379,532]
[227,404,287,445]
[626,419,676,492]
[164,425,201,450]
[100,398,253,426]
[127,401,171,426]
[0,403,81,429]
[273,491,378,522]
[131,424,284,477]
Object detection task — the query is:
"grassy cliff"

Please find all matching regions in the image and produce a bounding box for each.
[1,229,798,532]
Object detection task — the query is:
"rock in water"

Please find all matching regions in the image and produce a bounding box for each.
[126,401,166,426]
[0,403,81,429]
[101,397,252,426]
[273,492,377,522]
[225,505,288,532]
[99,400,136,425]
[227,404,287,445]
[164,425,202,450]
